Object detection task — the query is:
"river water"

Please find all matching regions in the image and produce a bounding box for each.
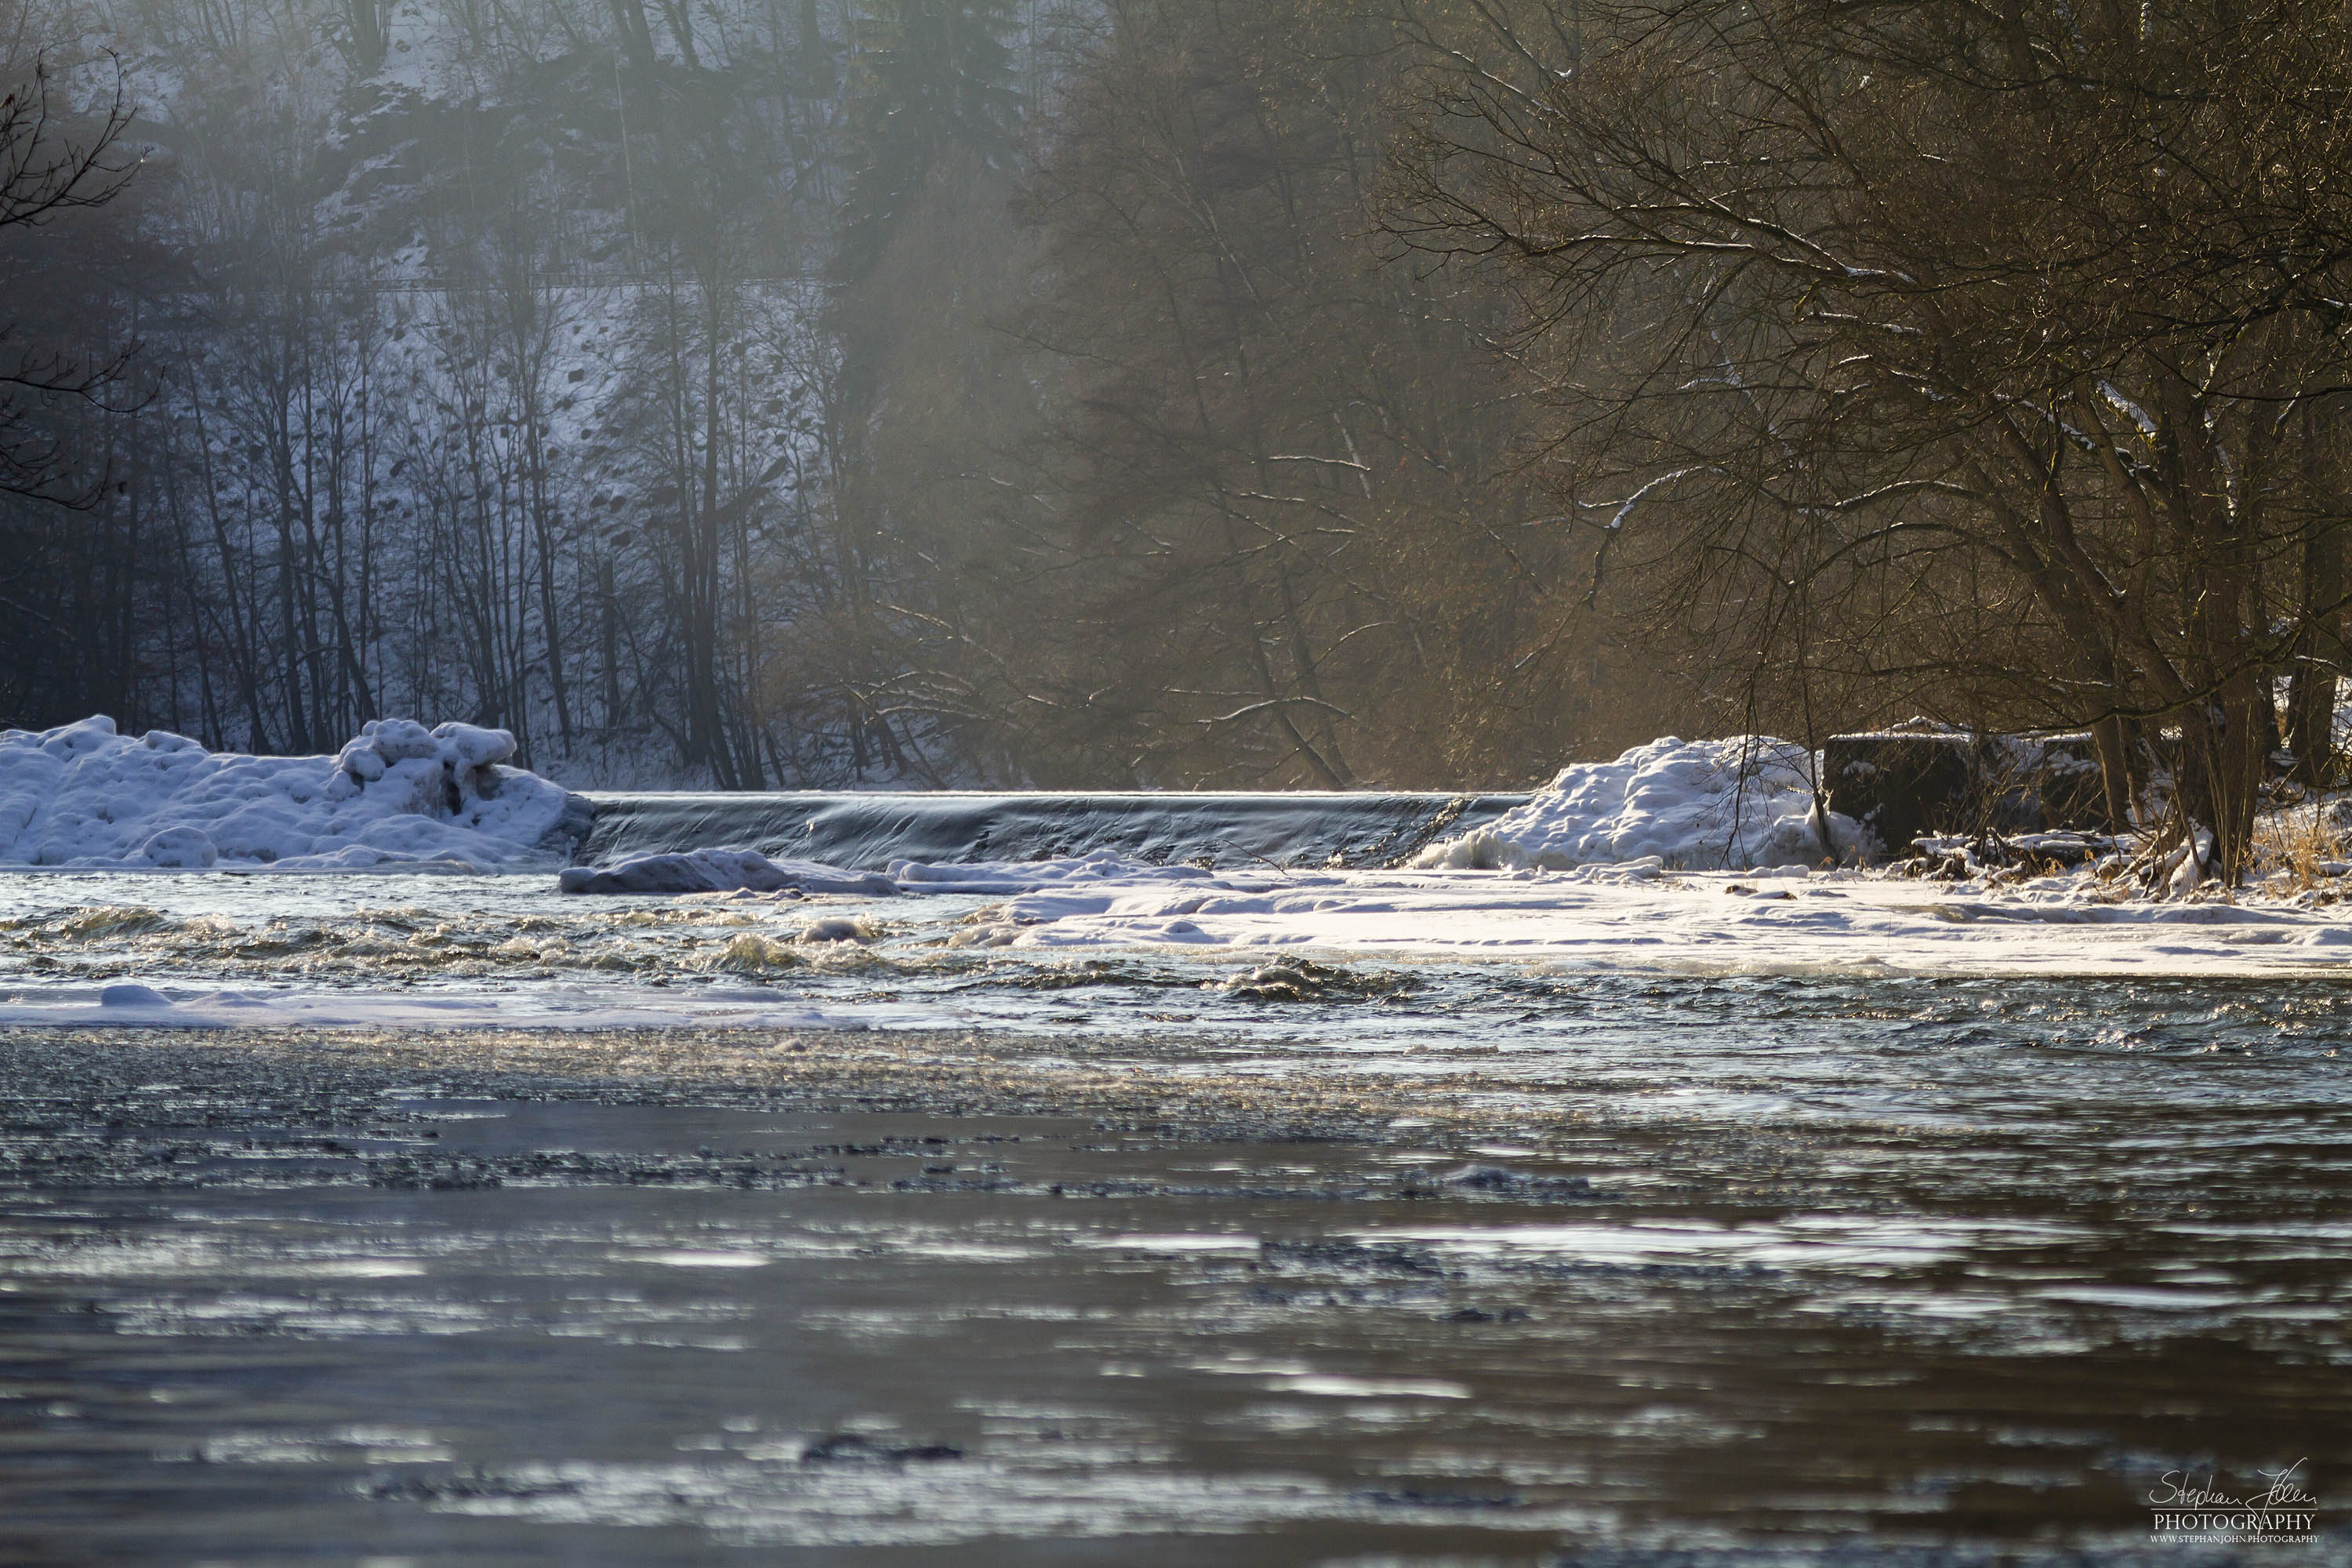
[0,863,2346,1563]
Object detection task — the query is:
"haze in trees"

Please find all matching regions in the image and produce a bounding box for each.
[1386,0,2352,875]
[5,0,2350,877]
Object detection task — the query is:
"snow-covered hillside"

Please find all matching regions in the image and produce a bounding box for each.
[19,0,1028,793]
[0,717,590,870]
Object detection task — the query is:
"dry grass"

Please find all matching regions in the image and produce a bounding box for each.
[2255,793,2344,891]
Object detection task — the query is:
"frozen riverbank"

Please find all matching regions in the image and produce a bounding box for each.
[0,718,589,871]
[11,721,2352,1036]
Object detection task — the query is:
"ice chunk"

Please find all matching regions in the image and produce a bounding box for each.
[40,715,116,757]
[335,738,388,782]
[797,917,875,943]
[363,718,440,762]
[139,826,219,869]
[432,722,518,771]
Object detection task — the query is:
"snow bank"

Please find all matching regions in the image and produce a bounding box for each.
[1414,736,1860,872]
[0,717,591,870]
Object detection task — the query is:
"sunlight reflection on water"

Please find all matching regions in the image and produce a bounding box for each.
[0,873,2347,1562]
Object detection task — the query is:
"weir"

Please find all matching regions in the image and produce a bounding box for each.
[578,790,1530,871]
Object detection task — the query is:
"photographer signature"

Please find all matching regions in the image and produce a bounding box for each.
[2149,1458,2318,1511]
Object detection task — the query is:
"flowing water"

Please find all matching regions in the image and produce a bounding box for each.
[0,855,2347,1563]
[578,788,1526,869]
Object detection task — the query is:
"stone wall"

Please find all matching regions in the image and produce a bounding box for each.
[1823,728,2107,859]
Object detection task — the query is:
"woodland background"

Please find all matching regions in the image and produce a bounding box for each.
[5,0,2350,855]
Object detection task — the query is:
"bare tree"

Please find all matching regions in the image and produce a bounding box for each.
[1388,0,2352,877]
[0,56,141,504]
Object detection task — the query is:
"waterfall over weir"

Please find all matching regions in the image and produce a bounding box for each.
[577,791,1530,871]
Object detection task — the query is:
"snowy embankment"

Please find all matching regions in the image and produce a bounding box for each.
[0,717,590,870]
[1411,736,1860,871]
[13,723,2352,1041]
[538,730,2352,985]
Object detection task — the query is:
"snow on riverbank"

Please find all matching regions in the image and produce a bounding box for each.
[1413,736,1860,872]
[538,733,2352,982]
[0,717,590,870]
[14,720,2352,1031]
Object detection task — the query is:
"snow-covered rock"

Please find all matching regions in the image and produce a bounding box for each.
[0,716,591,870]
[137,826,220,869]
[1414,736,1861,872]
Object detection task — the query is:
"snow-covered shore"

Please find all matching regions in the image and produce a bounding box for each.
[1411,735,1860,871]
[0,717,590,871]
[535,728,2352,984]
[12,720,2352,1035]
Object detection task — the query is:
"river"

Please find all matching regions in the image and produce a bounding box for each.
[0,806,2344,1563]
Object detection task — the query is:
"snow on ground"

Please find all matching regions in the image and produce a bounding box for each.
[1410,736,1859,871]
[0,717,590,870]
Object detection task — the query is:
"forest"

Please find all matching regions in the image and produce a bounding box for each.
[5,0,2352,871]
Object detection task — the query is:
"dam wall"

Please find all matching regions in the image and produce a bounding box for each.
[578,790,1530,872]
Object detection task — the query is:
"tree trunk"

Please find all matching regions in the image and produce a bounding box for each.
[2089,712,2135,829]
[2287,515,2343,786]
